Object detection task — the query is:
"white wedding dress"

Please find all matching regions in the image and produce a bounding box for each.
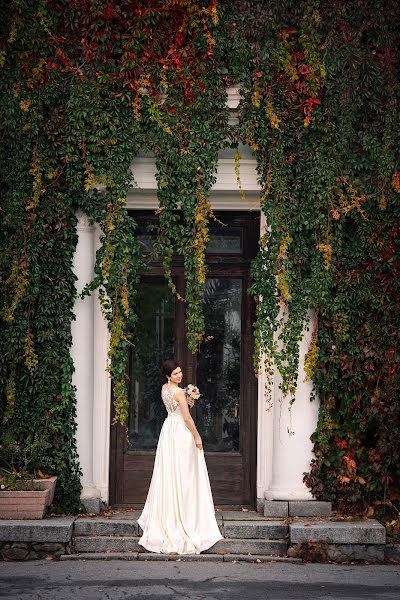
[137,384,223,554]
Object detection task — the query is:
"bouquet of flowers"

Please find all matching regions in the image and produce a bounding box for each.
[185,384,201,407]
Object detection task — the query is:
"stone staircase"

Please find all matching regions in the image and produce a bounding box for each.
[61,510,294,562]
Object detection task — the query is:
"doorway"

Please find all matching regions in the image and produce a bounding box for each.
[109,211,259,507]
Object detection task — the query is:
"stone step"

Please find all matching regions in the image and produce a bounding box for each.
[290,520,385,545]
[74,519,139,537]
[74,536,141,553]
[74,518,287,539]
[73,536,288,556]
[61,552,300,563]
[263,500,332,518]
[223,520,287,539]
[203,538,288,555]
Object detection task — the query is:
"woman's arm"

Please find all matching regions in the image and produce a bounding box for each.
[175,388,203,450]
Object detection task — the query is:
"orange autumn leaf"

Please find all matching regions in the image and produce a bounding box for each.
[338,475,350,484]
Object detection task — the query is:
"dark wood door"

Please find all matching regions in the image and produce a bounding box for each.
[109,212,259,507]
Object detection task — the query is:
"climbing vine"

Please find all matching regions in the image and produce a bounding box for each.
[0,0,399,513]
[228,0,400,511]
[0,0,222,511]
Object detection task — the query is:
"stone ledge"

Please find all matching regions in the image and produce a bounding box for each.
[220,510,265,520]
[61,552,139,561]
[264,500,332,518]
[288,543,385,562]
[60,551,302,563]
[222,554,302,563]
[204,538,288,555]
[74,519,139,537]
[289,501,332,517]
[138,553,224,561]
[74,536,141,553]
[327,544,385,562]
[290,520,385,545]
[264,501,288,518]
[222,520,288,540]
[0,517,76,543]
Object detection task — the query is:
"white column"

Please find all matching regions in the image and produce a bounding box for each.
[92,225,112,503]
[265,307,320,500]
[257,362,274,507]
[256,212,274,508]
[71,212,100,501]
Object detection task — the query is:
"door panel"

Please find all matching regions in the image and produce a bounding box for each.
[110,212,259,507]
[196,277,242,453]
[127,278,175,452]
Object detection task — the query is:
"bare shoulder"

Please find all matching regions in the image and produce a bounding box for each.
[174,387,186,401]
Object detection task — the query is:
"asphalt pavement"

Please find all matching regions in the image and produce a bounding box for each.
[1,559,400,599]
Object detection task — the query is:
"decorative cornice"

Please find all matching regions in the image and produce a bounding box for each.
[125,189,261,211]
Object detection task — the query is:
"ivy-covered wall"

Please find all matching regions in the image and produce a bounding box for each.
[0,1,399,515]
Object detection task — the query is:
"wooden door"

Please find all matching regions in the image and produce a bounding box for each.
[109,212,259,507]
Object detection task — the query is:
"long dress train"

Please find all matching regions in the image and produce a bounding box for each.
[137,384,223,554]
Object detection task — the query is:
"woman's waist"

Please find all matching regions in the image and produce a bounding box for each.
[166,411,184,419]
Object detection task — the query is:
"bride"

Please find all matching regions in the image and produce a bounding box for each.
[137,358,223,554]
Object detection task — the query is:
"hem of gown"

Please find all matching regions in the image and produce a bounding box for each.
[137,533,224,555]
[137,516,224,554]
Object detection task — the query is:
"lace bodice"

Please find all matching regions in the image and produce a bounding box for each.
[161,384,182,415]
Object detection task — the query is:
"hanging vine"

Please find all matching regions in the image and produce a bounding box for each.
[0,0,399,514]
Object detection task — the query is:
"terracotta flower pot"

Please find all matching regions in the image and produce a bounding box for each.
[33,475,57,506]
[0,476,57,519]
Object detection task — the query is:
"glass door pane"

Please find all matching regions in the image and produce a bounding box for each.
[195,278,242,452]
[127,279,175,450]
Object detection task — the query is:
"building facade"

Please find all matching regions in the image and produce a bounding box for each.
[71,89,320,512]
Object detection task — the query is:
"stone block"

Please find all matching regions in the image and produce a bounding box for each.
[264,501,288,518]
[109,511,141,521]
[80,498,101,514]
[1,547,29,560]
[327,544,385,562]
[223,520,288,540]
[32,542,63,552]
[74,536,141,553]
[256,498,264,514]
[0,517,75,543]
[220,510,258,520]
[74,519,138,537]
[25,550,40,560]
[290,520,385,545]
[289,501,332,517]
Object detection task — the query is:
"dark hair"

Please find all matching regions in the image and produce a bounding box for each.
[162,358,181,380]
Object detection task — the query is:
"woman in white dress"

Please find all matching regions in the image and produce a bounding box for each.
[137,358,223,554]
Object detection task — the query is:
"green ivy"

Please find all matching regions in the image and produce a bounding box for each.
[0,0,399,514]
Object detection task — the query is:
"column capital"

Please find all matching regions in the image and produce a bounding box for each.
[76,210,95,232]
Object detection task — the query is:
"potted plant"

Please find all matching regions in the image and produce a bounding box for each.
[0,437,57,519]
